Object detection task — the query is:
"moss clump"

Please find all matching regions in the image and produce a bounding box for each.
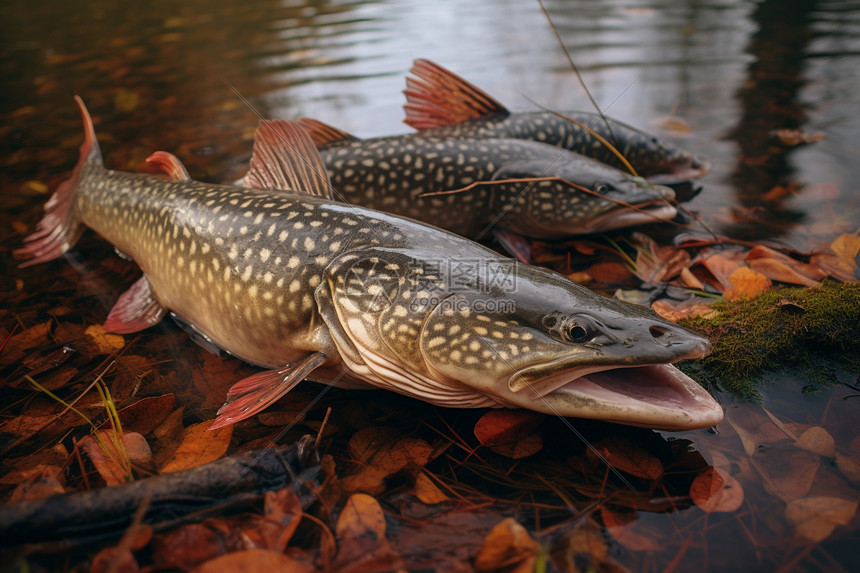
[678,281,860,399]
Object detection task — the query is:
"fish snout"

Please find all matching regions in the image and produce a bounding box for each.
[646,323,712,360]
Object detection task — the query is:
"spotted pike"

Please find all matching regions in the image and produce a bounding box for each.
[17,98,723,431]
[401,59,710,184]
[292,119,678,243]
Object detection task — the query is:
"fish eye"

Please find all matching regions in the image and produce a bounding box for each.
[562,318,593,343]
[595,183,609,194]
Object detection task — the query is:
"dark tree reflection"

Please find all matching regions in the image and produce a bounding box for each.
[724,0,818,241]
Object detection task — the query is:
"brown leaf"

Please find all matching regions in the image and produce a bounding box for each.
[600,507,660,552]
[342,434,433,495]
[113,394,176,436]
[756,449,820,503]
[191,549,313,573]
[745,245,824,287]
[261,487,303,551]
[474,410,543,458]
[795,426,836,457]
[633,233,691,285]
[473,517,539,572]
[7,468,65,502]
[785,497,858,543]
[0,321,51,364]
[91,547,139,573]
[152,523,225,570]
[588,437,663,480]
[724,266,772,300]
[160,421,232,473]
[836,453,860,483]
[691,467,744,513]
[577,262,633,285]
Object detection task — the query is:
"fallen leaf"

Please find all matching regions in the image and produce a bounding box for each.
[724,266,772,300]
[576,262,633,285]
[152,523,224,570]
[691,467,744,513]
[414,471,448,504]
[91,547,139,573]
[795,426,836,457]
[7,469,65,502]
[588,437,663,480]
[474,410,543,458]
[600,507,660,552]
[112,394,176,436]
[0,321,51,364]
[745,245,824,287]
[756,449,820,503]
[771,128,826,146]
[336,493,386,541]
[473,517,540,572]
[261,488,303,551]
[342,434,433,494]
[160,421,232,473]
[85,324,125,354]
[651,298,717,322]
[191,549,313,573]
[785,497,858,543]
[830,232,860,265]
[79,431,151,486]
[836,452,860,483]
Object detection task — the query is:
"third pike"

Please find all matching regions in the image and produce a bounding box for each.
[401,59,711,185]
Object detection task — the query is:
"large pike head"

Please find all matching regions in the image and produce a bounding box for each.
[319,245,722,431]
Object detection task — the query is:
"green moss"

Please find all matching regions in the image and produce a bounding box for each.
[677,281,860,399]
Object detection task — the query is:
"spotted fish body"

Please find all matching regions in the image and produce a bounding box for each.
[305,131,677,240]
[18,98,723,431]
[401,59,711,184]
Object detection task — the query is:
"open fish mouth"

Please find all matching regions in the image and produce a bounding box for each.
[525,364,723,431]
[578,202,677,234]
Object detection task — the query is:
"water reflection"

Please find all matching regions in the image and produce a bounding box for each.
[724,0,818,240]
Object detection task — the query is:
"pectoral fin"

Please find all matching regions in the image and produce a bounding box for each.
[210,351,327,430]
[103,275,167,334]
[493,230,532,263]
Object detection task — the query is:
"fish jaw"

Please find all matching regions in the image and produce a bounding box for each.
[646,153,713,184]
[571,202,678,234]
[527,363,724,430]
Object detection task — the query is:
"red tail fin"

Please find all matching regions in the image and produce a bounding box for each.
[15,96,102,267]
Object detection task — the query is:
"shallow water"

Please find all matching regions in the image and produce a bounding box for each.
[1,0,859,570]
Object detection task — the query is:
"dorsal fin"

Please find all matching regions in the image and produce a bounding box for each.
[403,59,509,130]
[144,151,191,181]
[245,119,334,200]
[297,117,359,147]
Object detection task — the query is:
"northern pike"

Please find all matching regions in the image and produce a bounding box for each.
[289,119,678,243]
[401,59,710,184]
[17,98,723,431]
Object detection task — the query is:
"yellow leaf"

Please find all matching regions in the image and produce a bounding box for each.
[414,471,448,504]
[830,233,860,266]
[160,422,232,473]
[474,517,539,572]
[785,497,858,543]
[85,324,125,354]
[336,493,385,541]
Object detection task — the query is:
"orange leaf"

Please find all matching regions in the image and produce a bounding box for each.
[160,422,232,473]
[785,497,858,543]
[694,251,746,291]
[79,431,151,486]
[191,549,314,573]
[473,517,539,572]
[691,467,744,513]
[474,410,543,459]
[85,324,125,354]
[724,266,771,300]
[114,394,176,436]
